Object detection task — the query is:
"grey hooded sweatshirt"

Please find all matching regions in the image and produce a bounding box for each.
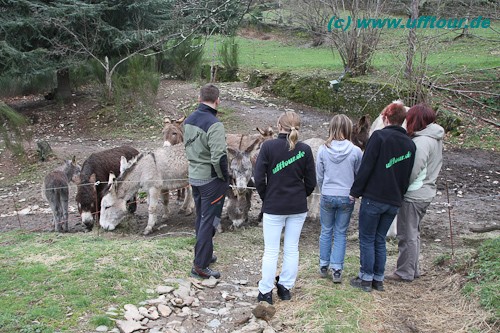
[405,123,445,202]
[316,140,363,197]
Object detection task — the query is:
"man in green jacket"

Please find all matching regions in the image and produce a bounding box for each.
[184,84,229,279]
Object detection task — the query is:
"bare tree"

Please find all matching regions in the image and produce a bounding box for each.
[289,0,386,76]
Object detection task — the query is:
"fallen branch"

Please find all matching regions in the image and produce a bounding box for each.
[442,101,500,128]
[470,225,500,233]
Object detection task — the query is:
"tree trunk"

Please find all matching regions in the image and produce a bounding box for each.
[56,68,71,100]
[405,0,419,80]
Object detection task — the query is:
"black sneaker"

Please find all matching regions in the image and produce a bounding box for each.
[191,266,221,279]
[210,255,217,264]
[372,280,385,291]
[350,277,372,292]
[332,269,342,283]
[275,276,291,301]
[319,266,329,278]
[257,291,273,305]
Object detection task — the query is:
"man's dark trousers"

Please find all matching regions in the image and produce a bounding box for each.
[191,178,228,269]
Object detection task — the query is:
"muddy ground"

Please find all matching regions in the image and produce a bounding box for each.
[0,80,499,332]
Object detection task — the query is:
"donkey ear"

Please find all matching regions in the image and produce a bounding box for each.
[256,127,264,135]
[108,172,116,184]
[164,116,172,125]
[227,146,238,157]
[71,155,77,165]
[119,156,128,174]
[176,115,186,124]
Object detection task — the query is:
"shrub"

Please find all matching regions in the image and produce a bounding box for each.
[160,37,204,80]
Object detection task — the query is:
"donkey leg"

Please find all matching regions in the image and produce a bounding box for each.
[61,191,69,232]
[161,189,170,219]
[144,187,160,235]
[180,186,194,216]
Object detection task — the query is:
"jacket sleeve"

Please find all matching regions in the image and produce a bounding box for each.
[207,122,229,181]
[350,133,381,198]
[304,145,317,197]
[254,144,268,201]
[315,146,324,192]
[409,137,429,185]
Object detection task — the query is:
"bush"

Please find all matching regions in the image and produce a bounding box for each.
[218,37,239,82]
[160,37,204,80]
[0,101,29,156]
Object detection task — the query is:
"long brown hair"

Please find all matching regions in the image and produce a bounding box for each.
[278,111,301,151]
[325,114,353,147]
[406,104,436,137]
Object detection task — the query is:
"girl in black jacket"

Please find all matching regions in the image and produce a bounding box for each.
[254,111,317,304]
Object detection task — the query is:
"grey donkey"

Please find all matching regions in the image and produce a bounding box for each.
[42,156,81,232]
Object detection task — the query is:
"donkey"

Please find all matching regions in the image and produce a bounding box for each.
[42,156,81,232]
[99,144,194,235]
[352,115,371,151]
[163,116,185,147]
[224,127,275,229]
[162,115,191,206]
[75,146,139,230]
[368,100,410,237]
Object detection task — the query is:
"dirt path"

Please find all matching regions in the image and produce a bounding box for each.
[1,80,499,332]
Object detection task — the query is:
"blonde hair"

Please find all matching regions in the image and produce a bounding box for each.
[325,114,353,147]
[278,111,301,151]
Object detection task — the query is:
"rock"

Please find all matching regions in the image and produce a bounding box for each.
[158,304,172,317]
[207,318,221,329]
[157,285,175,294]
[201,277,219,288]
[95,325,108,332]
[115,320,146,333]
[252,302,276,322]
[123,304,143,321]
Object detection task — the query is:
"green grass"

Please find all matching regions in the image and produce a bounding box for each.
[0,231,194,332]
[228,16,499,80]
[464,238,500,319]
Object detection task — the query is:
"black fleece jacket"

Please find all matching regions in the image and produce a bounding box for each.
[350,125,416,207]
[254,133,317,215]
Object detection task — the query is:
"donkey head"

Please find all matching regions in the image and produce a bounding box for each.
[99,172,128,231]
[75,173,98,230]
[352,115,371,151]
[64,156,81,184]
[163,116,185,147]
[227,138,262,196]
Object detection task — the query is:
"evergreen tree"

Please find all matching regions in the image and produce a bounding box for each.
[0,0,250,99]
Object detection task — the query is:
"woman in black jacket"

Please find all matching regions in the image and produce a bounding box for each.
[254,111,317,304]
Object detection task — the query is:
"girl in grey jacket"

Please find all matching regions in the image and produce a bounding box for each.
[316,114,363,283]
[386,104,445,282]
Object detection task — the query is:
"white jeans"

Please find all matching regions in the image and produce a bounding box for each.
[258,212,307,294]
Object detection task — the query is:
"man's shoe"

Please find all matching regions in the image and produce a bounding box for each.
[319,266,329,278]
[275,276,291,301]
[350,277,372,292]
[257,291,273,305]
[332,269,342,284]
[210,255,217,264]
[191,266,221,279]
[372,280,385,291]
[385,273,411,282]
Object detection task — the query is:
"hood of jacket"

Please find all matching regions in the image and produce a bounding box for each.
[413,123,445,140]
[324,140,354,164]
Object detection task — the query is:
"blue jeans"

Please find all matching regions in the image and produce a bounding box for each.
[258,212,307,294]
[319,195,354,270]
[358,197,399,282]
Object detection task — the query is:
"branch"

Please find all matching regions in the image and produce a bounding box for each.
[442,101,500,128]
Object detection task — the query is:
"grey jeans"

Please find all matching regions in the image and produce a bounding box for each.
[395,200,431,280]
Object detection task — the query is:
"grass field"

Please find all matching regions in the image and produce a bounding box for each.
[0,231,194,332]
